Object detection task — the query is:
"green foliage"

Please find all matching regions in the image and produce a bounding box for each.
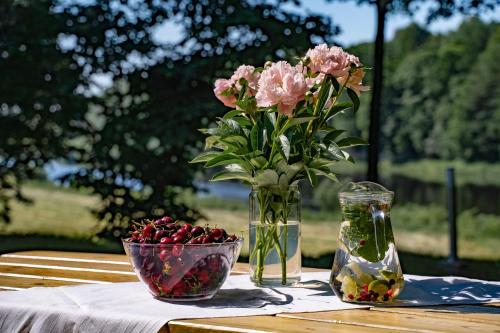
[0,0,338,236]
[346,18,500,164]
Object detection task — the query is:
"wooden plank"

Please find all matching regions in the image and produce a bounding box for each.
[0,263,138,283]
[169,315,405,333]
[6,251,130,263]
[0,274,100,288]
[371,305,500,325]
[0,255,134,272]
[277,310,500,333]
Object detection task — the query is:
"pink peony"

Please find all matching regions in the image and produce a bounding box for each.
[337,68,370,96]
[256,61,308,117]
[214,79,237,108]
[230,65,260,96]
[306,44,351,77]
[348,54,362,67]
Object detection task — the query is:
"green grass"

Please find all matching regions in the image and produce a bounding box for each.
[1,182,499,280]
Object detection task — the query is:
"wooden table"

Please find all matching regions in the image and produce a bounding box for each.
[0,250,499,333]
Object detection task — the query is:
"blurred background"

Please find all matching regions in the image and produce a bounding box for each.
[0,0,499,279]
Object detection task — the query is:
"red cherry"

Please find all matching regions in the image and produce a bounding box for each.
[202,235,214,244]
[159,250,170,261]
[211,228,223,241]
[191,226,204,237]
[226,235,238,242]
[175,229,187,237]
[359,239,366,246]
[172,244,184,257]
[154,230,168,242]
[347,294,354,300]
[362,284,368,292]
[160,237,174,245]
[181,223,193,232]
[142,225,155,238]
[187,237,201,244]
[165,223,177,230]
[172,235,185,244]
[198,270,210,283]
[161,216,174,223]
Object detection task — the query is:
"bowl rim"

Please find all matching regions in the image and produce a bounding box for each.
[122,237,244,247]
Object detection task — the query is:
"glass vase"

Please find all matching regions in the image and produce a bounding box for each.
[330,182,405,303]
[249,185,301,287]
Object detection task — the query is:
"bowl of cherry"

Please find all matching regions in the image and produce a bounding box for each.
[122,216,243,301]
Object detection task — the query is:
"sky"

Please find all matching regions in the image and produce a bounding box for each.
[94,0,499,91]
[300,0,500,45]
[154,0,500,46]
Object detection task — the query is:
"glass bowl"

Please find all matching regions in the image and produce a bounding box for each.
[123,238,243,301]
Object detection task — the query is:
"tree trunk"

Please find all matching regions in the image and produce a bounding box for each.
[367,1,387,182]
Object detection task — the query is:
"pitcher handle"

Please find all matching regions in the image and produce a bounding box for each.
[370,203,387,261]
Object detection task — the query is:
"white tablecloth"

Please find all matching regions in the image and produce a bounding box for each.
[0,272,498,333]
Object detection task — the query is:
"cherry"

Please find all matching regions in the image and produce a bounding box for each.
[191,226,204,237]
[154,230,169,242]
[347,294,354,300]
[359,239,366,246]
[172,235,185,244]
[160,237,174,245]
[227,234,238,242]
[362,284,368,292]
[165,223,177,230]
[211,228,223,241]
[187,237,201,244]
[159,250,170,261]
[202,235,214,244]
[198,270,210,284]
[181,223,193,232]
[172,244,184,257]
[142,225,155,239]
[175,229,188,237]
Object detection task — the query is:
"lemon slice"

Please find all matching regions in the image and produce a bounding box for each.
[341,276,358,299]
[379,269,398,280]
[368,279,389,295]
[347,262,372,285]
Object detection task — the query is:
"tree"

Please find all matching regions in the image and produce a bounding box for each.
[0,0,87,223]
[0,0,338,239]
[327,0,499,181]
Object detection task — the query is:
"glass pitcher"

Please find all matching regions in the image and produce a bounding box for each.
[330,182,404,303]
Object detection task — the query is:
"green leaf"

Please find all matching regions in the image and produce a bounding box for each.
[255,169,279,186]
[326,101,353,121]
[211,171,252,183]
[205,136,219,149]
[347,88,360,112]
[286,116,316,128]
[278,173,289,191]
[276,160,303,180]
[323,129,346,144]
[209,158,253,173]
[204,153,236,167]
[304,166,318,187]
[278,135,290,161]
[233,116,252,128]
[336,137,367,148]
[314,77,332,115]
[223,135,248,148]
[250,156,268,169]
[322,142,345,160]
[250,121,264,151]
[223,109,242,120]
[190,151,220,164]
